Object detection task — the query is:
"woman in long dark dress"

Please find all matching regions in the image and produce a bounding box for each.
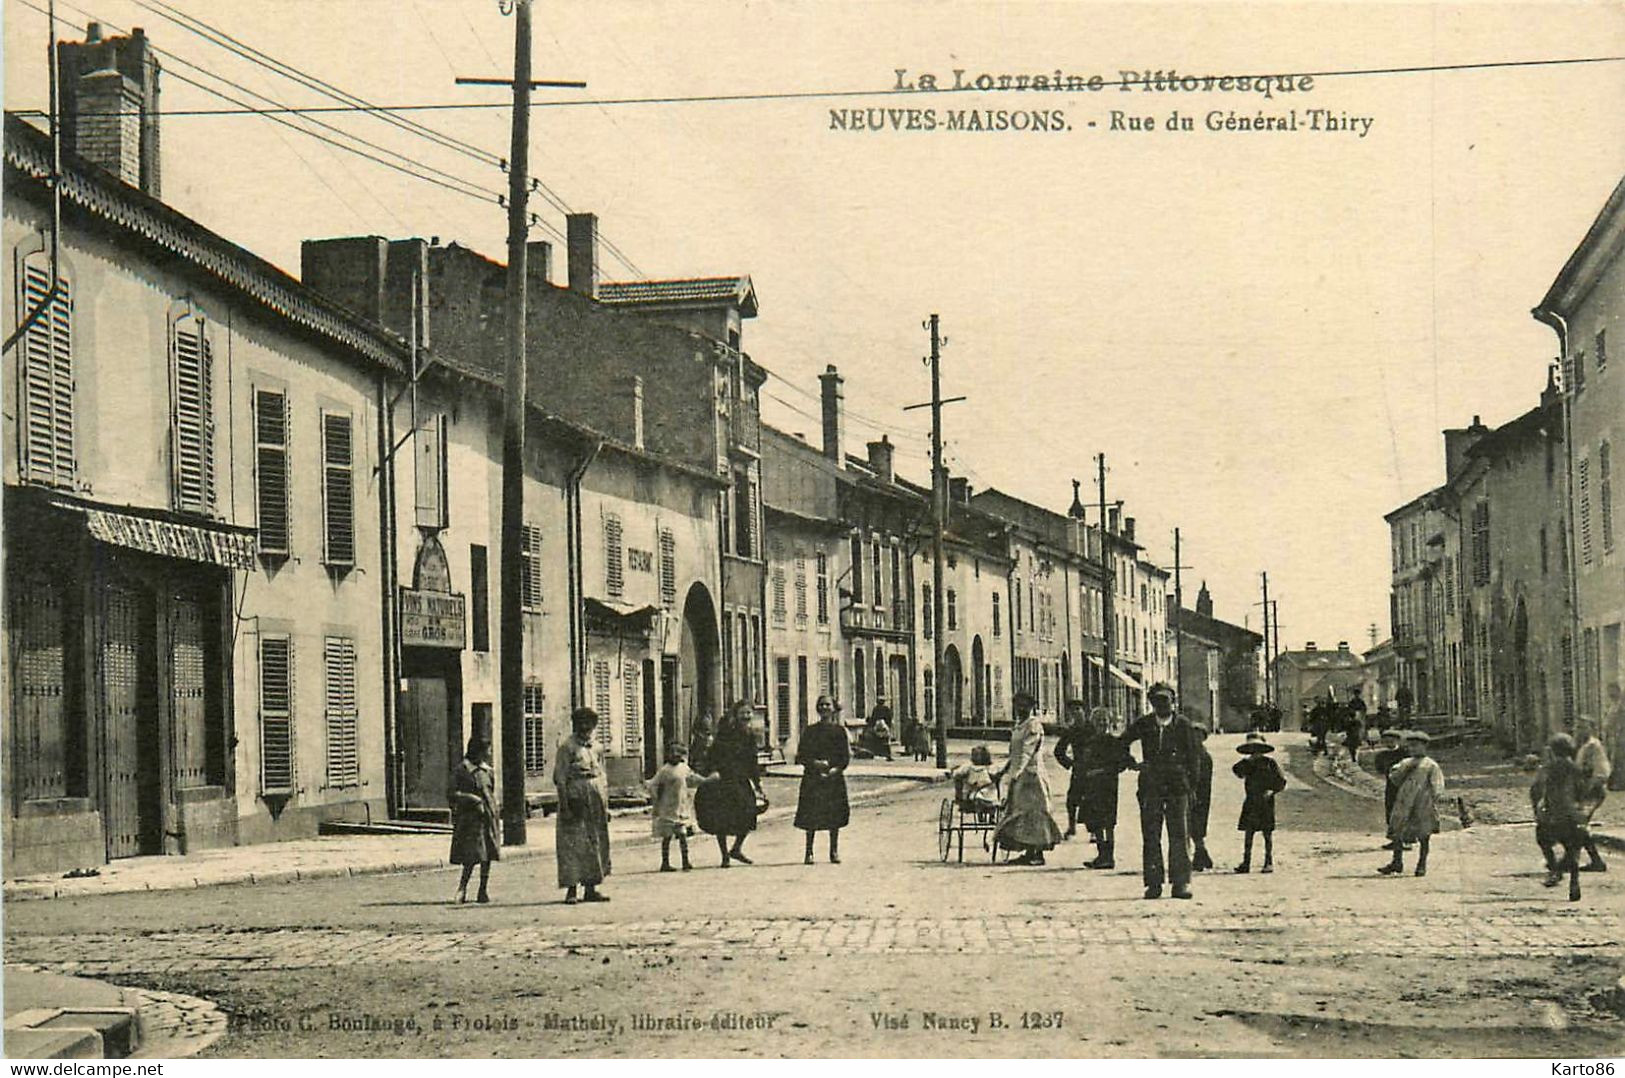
[449,735,499,903]
[695,704,763,867]
[795,695,851,864]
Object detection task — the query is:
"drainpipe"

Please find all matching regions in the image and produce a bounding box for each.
[375,372,400,817]
[566,439,601,712]
[1532,306,1583,717]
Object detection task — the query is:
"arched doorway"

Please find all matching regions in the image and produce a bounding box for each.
[942,643,963,726]
[971,636,986,723]
[678,583,720,749]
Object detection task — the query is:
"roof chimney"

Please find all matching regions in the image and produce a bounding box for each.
[566,212,598,298]
[1067,478,1086,520]
[1305,641,1317,652]
[527,239,552,286]
[818,365,845,463]
[866,435,894,484]
[1123,516,1136,543]
[59,24,163,194]
[1443,414,1492,483]
[949,476,971,506]
[1338,641,1350,654]
[1108,506,1121,534]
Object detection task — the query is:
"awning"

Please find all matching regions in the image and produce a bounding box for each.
[82,505,256,570]
[583,597,659,629]
[1107,663,1143,691]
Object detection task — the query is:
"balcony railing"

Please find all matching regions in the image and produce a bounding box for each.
[840,600,912,636]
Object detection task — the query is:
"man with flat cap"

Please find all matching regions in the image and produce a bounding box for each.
[1121,681,1203,899]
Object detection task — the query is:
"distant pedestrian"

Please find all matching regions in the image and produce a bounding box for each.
[1379,731,1445,877]
[1189,720,1215,872]
[1232,731,1286,873]
[554,707,612,904]
[1574,715,1611,872]
[862,704,895,761]
[695,703,763,867]
[449,735,499,904]
[1373,728,1408,851]
[1122,682,1203,899]
[1531,732,1587,901]
[994,692,1064,866]
[907,711,933,761]
[648,743,694,873]
[1053,701,1092,840]
[687,712,715,776]
[1343,687,1367,757]
[1076,706,1135,870]
[795,695,851,865]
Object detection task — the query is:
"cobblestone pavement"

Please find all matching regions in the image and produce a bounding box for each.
[9,908,1623,976]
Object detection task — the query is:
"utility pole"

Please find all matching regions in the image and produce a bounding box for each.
[1172,527,1185,705]
[1098,454,1115,715]
[1271,599,1282,707]
[457,1,584,845]
[903,316,962,769]
[1260,571,1271,706]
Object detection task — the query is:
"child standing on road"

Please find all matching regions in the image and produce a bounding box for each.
[1373,728,1407,852]
[1232,731,1287,873]
[649,743,694,872]
[1531,732,1587,901]
[1379,731,1446,878]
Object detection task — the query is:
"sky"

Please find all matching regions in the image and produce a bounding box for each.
[5,0,1623,650]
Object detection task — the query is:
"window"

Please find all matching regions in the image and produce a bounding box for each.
[593,660,614,754]
[1442,558,1454,617]
[1561,634,1575,725]
[992,592,1002,637]
[1573,349,1587,393]
[922,585,933,639]
[797,656,810,731]
[1540,526,1549,576]
[854,649,867,716]
[890,545,902,622]
[737,612,749,702]
[171,314,215,515]
[821,657,838,701]
[519,525,543,612]
[993,665,1003,709]
[254,389,290,555]
[1013,580,1022,634]
[849,534,865,603]
[815,553,830,624]
[415,413,449,530]
[733,471,756,558]
[771,568,787,626]
[1471,501,1491,586]
[324,636,359,788]
[794,557,808,623]
[623,662,642,757]
[923,668,934,726]
[1598,328,1609,371]
[721,617,733,700]
[872,537,884,607]
[470,544,490,652]
[1579,455,1593,566]
[874,646,885,701]
[775,657,792,741]
[750,616,763,704]
[604,513,625,597]
[16,251,75,487]
[523,683,546,775]
[321,412,356,567]
[947,588,958,631]
[1602,443,1615,554]
[1029,577,1037,631]
[259,635,294,795]
[659,528,677,608]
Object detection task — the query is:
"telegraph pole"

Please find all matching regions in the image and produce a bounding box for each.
[1172,528,1184,705]
[1259,571,1271,706]
[1098,454,1115,715]
[1271,599,1282,707]
[903,316,962,768]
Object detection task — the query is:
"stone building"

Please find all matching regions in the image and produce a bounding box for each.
[1173,584,1263,732]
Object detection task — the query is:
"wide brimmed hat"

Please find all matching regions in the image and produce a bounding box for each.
[1401,729,1431,744]
[1237,731,1274,754]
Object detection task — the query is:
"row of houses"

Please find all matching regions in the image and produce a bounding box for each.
[1,26,1258,879]
[1382,175,1624,753]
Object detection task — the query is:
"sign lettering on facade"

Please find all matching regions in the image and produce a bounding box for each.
[628,548,653,573]
[400,587,467,648]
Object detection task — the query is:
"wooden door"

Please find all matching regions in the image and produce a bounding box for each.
[642,658,659,778]
[400,676,449,809]
[661,656,679,747]
[170,594,210,790]
[103,584,160,859]
[12,576,69,802]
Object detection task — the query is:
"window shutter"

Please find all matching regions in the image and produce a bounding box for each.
[322,412,356,567]
[623,662,642,756]
[18,256,75,487]
[771,568,786,625]
[523,683,546,774]
[794,557,807,621]
[1601,443,1615,553]
[593,660,614,754]
[604,514,624,597]
[172,318,214,514]
[324,636,359,788]
[775,657,791,740]
[415,415,447,530]
[260,635,295,795]
[659,528,677,608]
[1579,456,1593,565]
[520,525,543,611]
[254,389,290,555]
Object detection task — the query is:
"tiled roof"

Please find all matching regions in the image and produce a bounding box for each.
[599,275,757,316]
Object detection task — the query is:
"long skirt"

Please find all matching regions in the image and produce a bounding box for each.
[450,804,500,865]
[996,772,1063,851]
[556,779,611,888]
[695,777,758,836]
[794,773,850,831]
[1078,773,1122,834]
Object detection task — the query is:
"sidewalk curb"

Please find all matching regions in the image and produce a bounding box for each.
[4,774,943,903]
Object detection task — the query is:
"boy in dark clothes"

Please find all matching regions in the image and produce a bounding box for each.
[1531,732,1588,902]
[1372,728,1407,851]
[1232,731,1287,873]
[1189,720,1215,872]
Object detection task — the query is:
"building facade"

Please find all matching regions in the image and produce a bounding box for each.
[1174,583,1263,732]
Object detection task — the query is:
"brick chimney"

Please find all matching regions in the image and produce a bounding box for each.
[1195,581,1213,618]
[1108,506,1121,534]
[1305,641,1317,652]
[866,435,894,484]
[527,239,553,286]
[301,236,390,324]
[949,476,971,505]
[818,365,845,463]
[58,24,162,194]
[566,213,598,298]
[1442,414,1490,483]
[1338,641,1350,654]
[1123,516,1136,543]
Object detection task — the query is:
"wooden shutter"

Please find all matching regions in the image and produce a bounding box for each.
[520,525,543,611]
[794,557,807,621]
[1602,443,1615,553]
[322,412,356,567]
[171,595,211,789]
[523,683,546,774]
[260,635,294,795]
[18,256,74,487]
[1579,456,1594,565]
[622,662,641,756]
[659,528,676,608]
[12,576,69,800]
[172,318,214,515]
[604,514,623,598]
[593,660,614,754]
[254,389,290,555]
[775,657,791,740]
[414,414,448,530]
[771,568,786,625]
[324,636,359,787]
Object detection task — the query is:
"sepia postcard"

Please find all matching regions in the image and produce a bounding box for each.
[1,0,1623,1063]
